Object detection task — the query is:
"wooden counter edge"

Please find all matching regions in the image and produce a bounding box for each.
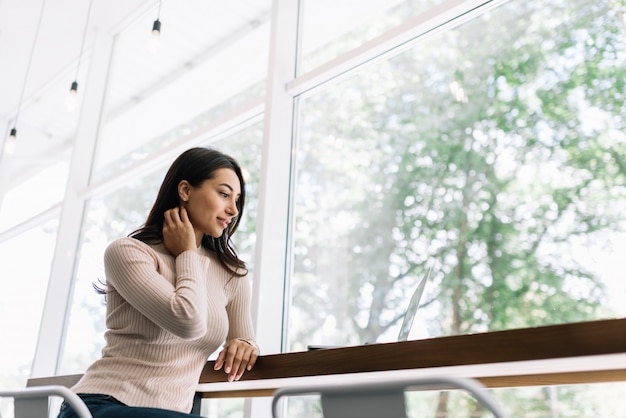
[26,318,626,396]
[200,318,626,384]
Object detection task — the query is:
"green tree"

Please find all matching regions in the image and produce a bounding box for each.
[291,0,626,414]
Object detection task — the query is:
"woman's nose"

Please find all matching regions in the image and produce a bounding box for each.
[227,200,238,217]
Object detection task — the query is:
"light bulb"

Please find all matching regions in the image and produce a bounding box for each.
[66,81,79,111]
[147,35,161,54]
[5,129,16,154]
[148,19,162,54]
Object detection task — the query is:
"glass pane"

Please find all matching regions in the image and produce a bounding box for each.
[289,0,626,352]
[298,0,445,74]
[200,397,246,418]
[404,383,626,417]
[0,220,59,417]
[91,0,271,182]
[0,158,68,232]
[0,70,76,232]
[273,382,626,417]
[58,171,160,374]
[59,123,263,374]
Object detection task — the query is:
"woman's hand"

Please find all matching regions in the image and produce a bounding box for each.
[214,339,259,382]
[162,207,197,257]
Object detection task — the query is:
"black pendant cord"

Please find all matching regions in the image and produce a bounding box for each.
[12,0,48,136]
[72,0,95,90]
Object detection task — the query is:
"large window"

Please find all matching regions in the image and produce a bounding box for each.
[290,0,626,349]
[91,2,270,182]
[288,0,626,414]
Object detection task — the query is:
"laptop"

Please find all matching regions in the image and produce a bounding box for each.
[396,264,432,341]
[308,265,432,349]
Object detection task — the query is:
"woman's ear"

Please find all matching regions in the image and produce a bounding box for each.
[178,180,191,203]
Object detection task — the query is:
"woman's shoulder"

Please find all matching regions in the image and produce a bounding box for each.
[106,236,147,251]
[105,236,169,260]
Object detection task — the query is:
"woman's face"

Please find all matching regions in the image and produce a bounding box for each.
[183,168,241,239]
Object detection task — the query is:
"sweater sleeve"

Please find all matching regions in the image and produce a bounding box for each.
[225,275,259,353]
[104,237,210,339]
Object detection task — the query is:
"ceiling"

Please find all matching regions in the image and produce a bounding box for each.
[0,0,152,122]
[0,0,271,189]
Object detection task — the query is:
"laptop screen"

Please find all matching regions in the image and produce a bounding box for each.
[307,265,433,350]
[397,265,432,342]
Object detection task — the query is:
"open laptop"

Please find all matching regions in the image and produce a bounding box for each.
[396,264,432,341]
[308,264,433,349]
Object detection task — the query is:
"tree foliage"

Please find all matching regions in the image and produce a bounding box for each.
[290,0,626,413]
[293,0,625,344]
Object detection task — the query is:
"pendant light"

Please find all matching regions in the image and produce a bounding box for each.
[6,0,48,149]
[66,0,94,111]
[152,0,162,35]
[148,0,163,54]
[5,128,17,154]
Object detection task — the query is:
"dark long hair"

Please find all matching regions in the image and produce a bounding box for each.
[130,147,247,276]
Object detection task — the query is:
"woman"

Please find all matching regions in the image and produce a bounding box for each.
[58,147,259,418]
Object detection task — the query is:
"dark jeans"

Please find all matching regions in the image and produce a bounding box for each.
[57,394,203,418]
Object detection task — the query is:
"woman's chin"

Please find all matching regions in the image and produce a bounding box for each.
[205,229,224,239]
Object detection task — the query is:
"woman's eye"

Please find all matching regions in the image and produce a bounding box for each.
[220,192,229,198]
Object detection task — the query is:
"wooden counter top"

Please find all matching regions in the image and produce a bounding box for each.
[196,318,626,397]
[28,318,626,398]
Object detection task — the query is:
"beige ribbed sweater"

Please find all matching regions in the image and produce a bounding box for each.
[71,237,257,413]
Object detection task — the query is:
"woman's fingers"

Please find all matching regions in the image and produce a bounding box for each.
[164,207,184,225]
[237,348,258,377]
[163,207,196,256]
[213,349,226,371]
[216,340,258,381]
[179,206,190,223]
